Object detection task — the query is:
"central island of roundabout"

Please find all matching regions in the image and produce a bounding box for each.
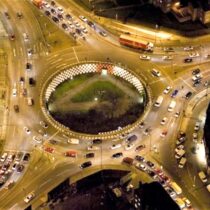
[40,61,151,139]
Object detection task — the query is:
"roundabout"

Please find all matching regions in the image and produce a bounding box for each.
[41,62,151,138]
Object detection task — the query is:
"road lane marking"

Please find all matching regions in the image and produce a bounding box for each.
[180,77,197,92]
[72,47,79,62]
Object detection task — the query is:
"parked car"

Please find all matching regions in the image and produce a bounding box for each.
[80,161,92,169]
[112,152,123,158]
[24,191,35,203]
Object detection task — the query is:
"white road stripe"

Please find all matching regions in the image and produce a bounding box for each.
[72,47,79,62]
[13,48,16,57]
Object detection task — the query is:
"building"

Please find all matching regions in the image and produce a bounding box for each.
[204,103,210,175]
[152,0,210,24]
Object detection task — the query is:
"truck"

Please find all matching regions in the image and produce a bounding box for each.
[170,182,182,195]
[119,34,154,52]
[168,100,176,112]
[154,95,163,107]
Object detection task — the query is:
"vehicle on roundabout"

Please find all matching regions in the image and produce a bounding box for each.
[24,191,35,203]
[24,127,31,135]
[33,136,42,143]
[163,86,172,94]
[140,54,151,60]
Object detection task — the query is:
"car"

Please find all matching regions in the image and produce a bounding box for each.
[171,89,178,98]
[14,105,19,113]
[174,111,180,118]
[23,33,28,42]
[45,10,51,16]
[4,12,10,19]
[193,132,198,142]
[189,52,199,58]
[146,160,155,168]
[49,139,58,145]
[87,145,99,151]
[9,34,15,41]
[135,144,145,152]
[140,54,151,60]
[26,62,32,71]
[194,122,200,131]
[15,152,23,161]
[29,77,35,86]
[52,16,59,23]
[80,161,92,169]
[40,121,48,129]
[39,129,47,137]
[204,81,209,87]
[57,7,64,14]
[160,117,167,125]
[175,149,185,159]
[24,191,35,203]
[21,88,27,97]
[79,15,87,22]
[92,139,102,144]
[51,0,56,6]
[4,180,15,189]
[126,135,137,143]
[19,76,24,84]
[143,127,151,135]
[33,136,42,143]
[112,152,123,158]
[185,91,193,99]
[44,147,54,153]
[193,80,201,87]
[151,68,161,77]
[65,150,77,157]
[135,155,145,162]
[27,49,32,56]
[205,54,210,59]
[17,12,23,19]
[160,130,167,137]
[163,86,172,94]
[62,23,68,30]
[192,74,202,81]
[23,153,30,161]
[7,153,15,162]
[111,144,122,150]
[176,137,185,145]
[198,171,207,183]
[17,164,24,173]
[125,143,134,151]
[192,68,200,75]
[184,46,193,51]
[184,58,193,63]
[165,187,176,197]
[67,138,79,144]
[12,162,19,171]
[163,47,174,52]
[82,27,88,34]
[75,28,82,35]
[135,162,147,171]
[146,169,157,178]
[65,14,72,20]
[139,121,145,129]
[162,55,173,60]
[51,8,56,14]
[85,153,94,158]
[24,127,31,134]
[87,20,95,28]
[12,84,17,97]
[175,144,184,153]
[182,197,191,208]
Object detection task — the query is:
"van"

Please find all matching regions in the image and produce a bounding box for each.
[122,157,134,165]
[175,149,185,159]
[154,96,163,107]
[178,157,187,168]
[151,68,161,77]
[27,97,33,106]
[170,182,182,195]
[198,171,207,183]
[168,100,176,112]
[67,138,79,144]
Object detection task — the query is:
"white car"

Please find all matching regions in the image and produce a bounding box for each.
[87,145,100,151]
[160,117,168,125]
[12,87,17,97]
[192,74,202,81]
[184,46,193,51]
[57,7,64,14]
[33,136,42,143]
[40,121,48,129]
[140,54,151,60]
[24,191,35,203]
[175,144,184,153]
[194,122,200,131]
[79,15,87,22]
[24,127,31,134]
[163,86,172,94]
[135,163,147,171]
[162,55,173,60]
[193,132,198,138]
[38,129,47,137]
[124,143,134,151]
[174,111,180,118]
[27,49,32,56]
[110,144,122,150]
[189,52,199,58]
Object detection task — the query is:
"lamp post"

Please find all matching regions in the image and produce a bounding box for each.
[155,24,159,46]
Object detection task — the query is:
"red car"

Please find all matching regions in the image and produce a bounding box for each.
[44,147,54,153]
[65,151,77,158]
[135,144,146,152]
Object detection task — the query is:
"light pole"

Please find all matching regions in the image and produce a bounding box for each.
[155,24,159,46]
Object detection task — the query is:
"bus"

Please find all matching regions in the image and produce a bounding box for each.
[119,34,154,52]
